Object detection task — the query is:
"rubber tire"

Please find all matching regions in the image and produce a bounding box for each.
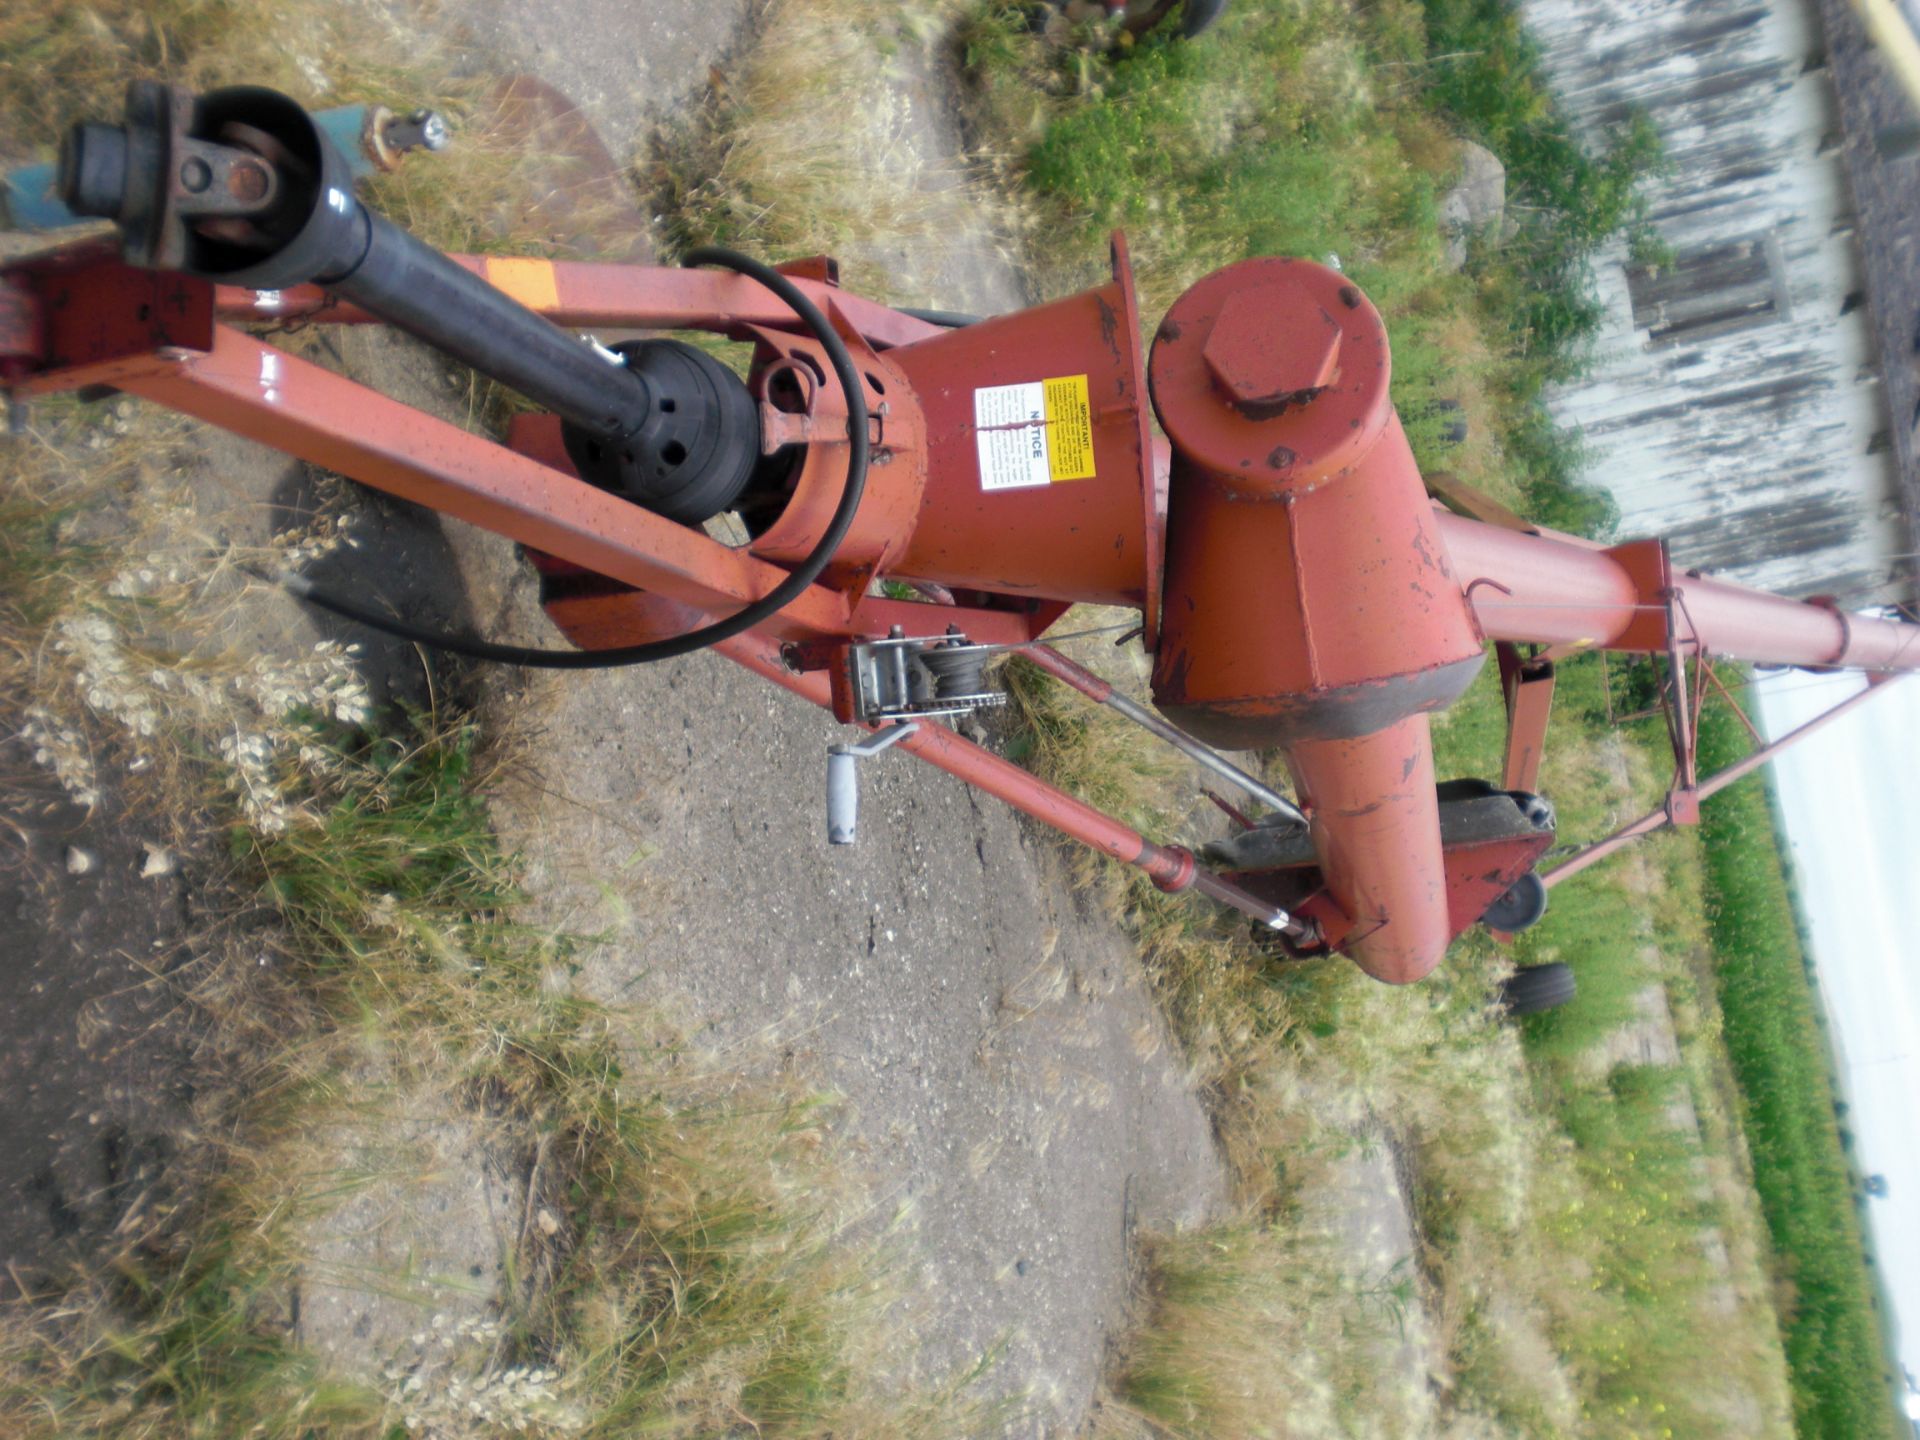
[1177,0,1229,36]
[1500,962,1576,1017]
[1122,0,1230,38]
[1481,871,1549,932]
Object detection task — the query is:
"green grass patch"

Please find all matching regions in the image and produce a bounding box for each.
[1417,0,1659,536]
[1694,701,1903,1440]
[1417,0,1661,373]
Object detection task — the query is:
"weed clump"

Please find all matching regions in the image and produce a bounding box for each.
[658,0,1035,302]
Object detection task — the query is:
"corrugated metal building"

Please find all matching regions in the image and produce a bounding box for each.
[1517,0,1918,605]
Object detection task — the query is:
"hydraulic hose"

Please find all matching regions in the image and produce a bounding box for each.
[286,247,869,668]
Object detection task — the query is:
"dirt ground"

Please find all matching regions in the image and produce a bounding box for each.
[0,757,201,1284]
[2,3,1229,1433]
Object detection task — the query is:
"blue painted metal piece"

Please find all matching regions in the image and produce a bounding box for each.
[1,163,68,231]
[315,104,375,174]
[2,103,377,233]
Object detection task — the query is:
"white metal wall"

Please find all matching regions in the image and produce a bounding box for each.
[1518,0,1909,601]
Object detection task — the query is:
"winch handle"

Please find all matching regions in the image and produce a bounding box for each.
[825,723,919,846]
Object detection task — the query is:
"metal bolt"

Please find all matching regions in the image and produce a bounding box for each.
[382,108,451,157]
[1202,279,1343,419]
[226,161,270,203]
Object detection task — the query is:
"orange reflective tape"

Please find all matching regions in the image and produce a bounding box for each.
[484,258,560,311]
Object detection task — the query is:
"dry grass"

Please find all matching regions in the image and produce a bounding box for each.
[0,393,979,1440]
[659,0,1036,300]
[1003,637,1799,1436]
[1091,1222,1421,1440]
[959,7,1792,1426]
[1005,649,1792,1437]
[0,398,371,835]
[0,392,980,1431]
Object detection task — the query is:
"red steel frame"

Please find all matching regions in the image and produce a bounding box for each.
[0,241,1283,927]
[1451,504,1920,890]
[7,236,1918,977]
[1539,671,1902,889]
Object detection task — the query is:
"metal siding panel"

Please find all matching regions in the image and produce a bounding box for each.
[1517,0,1910,601]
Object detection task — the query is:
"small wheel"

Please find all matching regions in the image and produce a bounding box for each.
[1481,871,1548,932]
[1177,0,1229,35]
[1500,962,1575,1017]
[1122,0,1230,38]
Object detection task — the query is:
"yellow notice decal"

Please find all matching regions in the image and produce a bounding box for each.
[972,374,1097,491]
[484,257,560,311]
[1042,375,1095,482]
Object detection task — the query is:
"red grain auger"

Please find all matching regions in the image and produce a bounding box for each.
[8,84,1918,983]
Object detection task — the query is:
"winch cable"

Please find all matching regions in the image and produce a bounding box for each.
[279,246,868,669]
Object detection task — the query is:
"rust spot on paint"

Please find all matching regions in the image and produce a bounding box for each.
[1097,295,1121,362]
[1408,526,1441,572]
[1159,646,1194,697]
[1267,444,1298,471]
[1339,285,1362,309]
